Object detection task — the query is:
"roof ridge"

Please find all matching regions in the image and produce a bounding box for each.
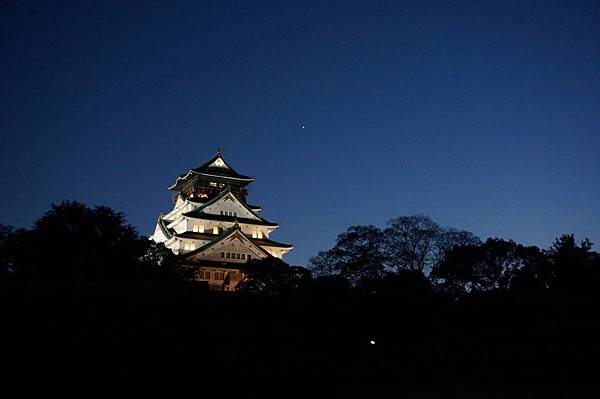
[184,190,269,223]
[180,225,272,259]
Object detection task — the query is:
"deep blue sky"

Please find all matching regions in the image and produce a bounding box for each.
[2,1,599,266]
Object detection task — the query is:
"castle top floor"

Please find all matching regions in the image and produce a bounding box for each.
[169,150,254,203]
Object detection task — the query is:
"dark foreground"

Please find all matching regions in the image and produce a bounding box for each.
[3,280,598,398]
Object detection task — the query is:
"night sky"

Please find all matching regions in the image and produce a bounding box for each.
[2,1,599,266]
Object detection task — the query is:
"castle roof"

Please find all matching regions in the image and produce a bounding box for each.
[158,216,173,239]
[184,212,278,227]
[169,151,254,191]
[175,231,292,249]
[183,189,277,226]
[187,197,261,211]
[180,225,273,262]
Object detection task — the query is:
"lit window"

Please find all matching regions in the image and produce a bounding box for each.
[184,242,195,251]
[213,226,219,234]
[252,231,257,239]
[257,231,263,239]
[198,225,204,233]
[193,225,199,232]
[215,272,225,280]
[198,271,210,280]
[210,182,217,187]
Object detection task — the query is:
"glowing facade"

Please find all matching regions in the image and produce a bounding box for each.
[151,150,293,290]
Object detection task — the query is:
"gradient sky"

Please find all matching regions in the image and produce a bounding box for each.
[2,1,599,266]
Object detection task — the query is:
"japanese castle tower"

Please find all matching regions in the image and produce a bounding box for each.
[151,150,293,291]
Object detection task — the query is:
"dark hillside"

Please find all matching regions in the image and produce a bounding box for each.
[3,279,598,398]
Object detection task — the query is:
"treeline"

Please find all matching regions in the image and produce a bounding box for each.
[0,201,184,282]
[2,202,599,302]
[235,214,600,304]
[3,202,599,395]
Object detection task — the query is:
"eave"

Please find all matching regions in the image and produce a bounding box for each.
[180,226,273,261]
[183,212,279,227]
[158,216,174,239]
[182,189,272,225]
[175,231,292,249]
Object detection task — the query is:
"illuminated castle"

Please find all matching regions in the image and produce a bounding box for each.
[151,150,293,291]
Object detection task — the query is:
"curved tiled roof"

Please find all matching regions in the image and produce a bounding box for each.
[184,211,278,227]
[250,237,293,249]
[169,152,254,191]
[158,216,174,239]
[191,153,253,180]
[179,225,272,260]
[175,231,292,249]
[182,189,277,226]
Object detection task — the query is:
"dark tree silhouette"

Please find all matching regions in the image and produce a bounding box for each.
[138,241,190,280]
[382,215,480,273]
[1,201,186,281]
[29,201,143,280]
[545,234,600,294]
[376,269,432,299]
[309,225,385,286]
[0,224,14,278]
[236,257,311,294]
[0,225,37,279]
[430,238,544,297]
[309,216,479,289]
[0,224,10,242]
[433,227,481,266]
[311,274,352,294]
[382,215,440,273]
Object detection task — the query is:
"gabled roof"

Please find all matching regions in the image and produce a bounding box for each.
[187,196,260,210]
[169,151,254,191]
[186,188,238,214]
[183,189,276,226]
[184,212,278,227]
[175,231,292,249]
[192,151,253,180]
[180,225,272,261]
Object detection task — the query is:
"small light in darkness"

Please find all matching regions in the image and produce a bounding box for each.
[370,340,376,345]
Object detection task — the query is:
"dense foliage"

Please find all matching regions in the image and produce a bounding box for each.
[2,204,599,395]
[3,205,598,300]
[308,214,599,301]
[0,201,182,281]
